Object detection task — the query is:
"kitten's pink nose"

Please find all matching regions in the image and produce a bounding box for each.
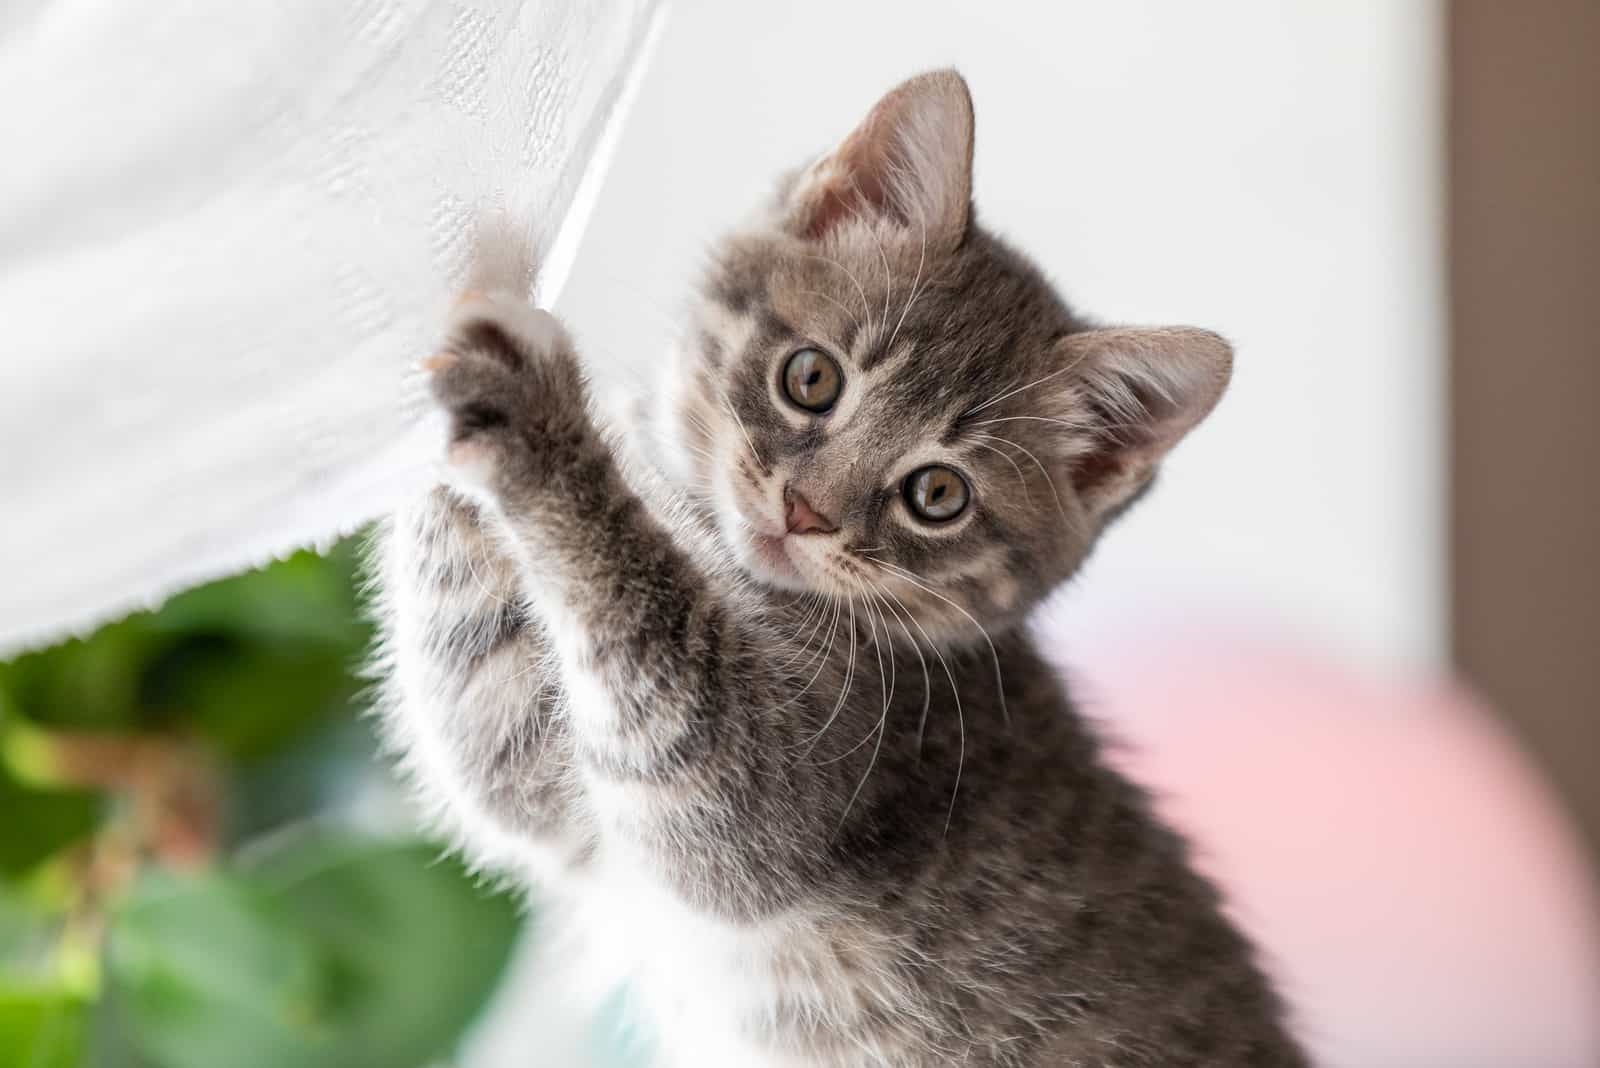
[784,485,837,535]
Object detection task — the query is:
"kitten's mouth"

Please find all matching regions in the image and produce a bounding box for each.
[715,467,815,590]
[737,518,820,590]
[748,531,800,579]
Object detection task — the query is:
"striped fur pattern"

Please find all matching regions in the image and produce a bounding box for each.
[373,71,1307,1066]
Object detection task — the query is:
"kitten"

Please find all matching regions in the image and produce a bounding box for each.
[376,70,1308,1067]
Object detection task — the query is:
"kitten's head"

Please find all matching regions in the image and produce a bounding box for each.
[670,71,1229,638]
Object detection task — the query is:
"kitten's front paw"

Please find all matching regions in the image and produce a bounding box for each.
[424,291,584,493]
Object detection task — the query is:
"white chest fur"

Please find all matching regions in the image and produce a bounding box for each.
[550,850,897,1068]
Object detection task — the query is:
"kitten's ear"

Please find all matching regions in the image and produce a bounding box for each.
[1059,327,1233,520]
[784,69,974,250]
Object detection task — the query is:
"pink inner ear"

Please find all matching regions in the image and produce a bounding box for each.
[802,149,895,239]
[803,183,862,241]
[788,71,974,247]
[1069,382,1169,497]
[1069,444,1127,500]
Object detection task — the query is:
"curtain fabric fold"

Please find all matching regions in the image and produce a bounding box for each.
[0,0,662,652]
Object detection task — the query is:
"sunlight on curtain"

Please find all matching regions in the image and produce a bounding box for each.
[0,0,663,653]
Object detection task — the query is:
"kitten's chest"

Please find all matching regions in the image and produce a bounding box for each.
[561,852,896,1068]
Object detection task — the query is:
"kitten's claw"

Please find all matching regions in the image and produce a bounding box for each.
[420,351,459,373]
[426,289,582,496]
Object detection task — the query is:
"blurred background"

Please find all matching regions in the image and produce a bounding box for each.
[2,2,1596,1066]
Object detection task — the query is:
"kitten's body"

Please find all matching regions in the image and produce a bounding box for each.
[377,72,1307,1066]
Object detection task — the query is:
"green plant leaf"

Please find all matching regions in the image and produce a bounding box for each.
[0,982,88,1068]
[106,831,523,1068]
[105,869,330,1068]
[247,831,525,1067]
[147,547,369,651]
[142,638,357,762]
[0,768,100,878]
[0,883,61,978]
[0,618,162,732]
[0,541,371,762]
[221,719,379,846]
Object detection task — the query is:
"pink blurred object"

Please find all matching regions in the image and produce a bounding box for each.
[1048,628,1600,1068]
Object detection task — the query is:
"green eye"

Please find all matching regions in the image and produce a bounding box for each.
[782,347,843,413]
[903,465,970,523]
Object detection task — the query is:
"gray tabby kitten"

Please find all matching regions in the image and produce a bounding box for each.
[376,71,1308,1067]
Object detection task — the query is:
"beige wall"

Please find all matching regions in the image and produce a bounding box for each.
[1450,1,1600,858]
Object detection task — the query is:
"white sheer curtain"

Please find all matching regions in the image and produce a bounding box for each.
[0,0,662,652]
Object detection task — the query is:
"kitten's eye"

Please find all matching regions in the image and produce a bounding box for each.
[903,465,970,523]
[781,347,843,413]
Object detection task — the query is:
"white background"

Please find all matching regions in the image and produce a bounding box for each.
[559,0,1446,672]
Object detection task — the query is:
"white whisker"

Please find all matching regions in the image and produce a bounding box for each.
[797,253,872,331]
[860,554,1009,733]
[886,206,928,356]
[834,579,894,830]
[963,346,1095,416]
[845,172,894,342]
[774,595,842,712]
[971,414,1097,434]
[971,431,1072,525]
[965,436,1032,506]
[863,577,929,745]
[720,390,768,474]
[794,597,858,755]
[797,288,865,341]
[777,593,831,669]
[856,557,967,833]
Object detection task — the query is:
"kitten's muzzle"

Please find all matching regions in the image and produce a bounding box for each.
[783,485,837,535]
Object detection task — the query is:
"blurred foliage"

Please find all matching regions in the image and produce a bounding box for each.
[0,540,526,1068]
